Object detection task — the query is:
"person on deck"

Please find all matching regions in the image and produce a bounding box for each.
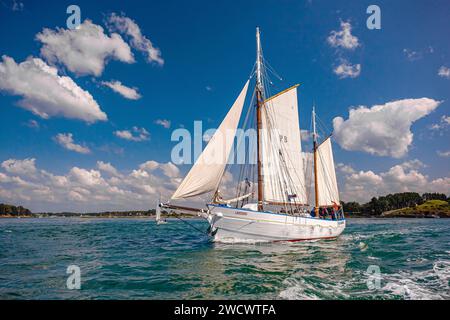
[323,207,329,219]
[319,208,324,219]
[332,201,340,220]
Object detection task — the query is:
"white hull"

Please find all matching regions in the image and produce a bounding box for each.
[207,204,346,243]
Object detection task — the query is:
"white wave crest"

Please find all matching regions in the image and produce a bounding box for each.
[383,260,450,300]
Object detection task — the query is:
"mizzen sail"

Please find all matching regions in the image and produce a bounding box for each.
[171,81,249,200]
[316,137,339,206]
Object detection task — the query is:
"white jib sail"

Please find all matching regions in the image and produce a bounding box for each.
[316,137,340,206]
[261,85,307,204]
[171,81,249,200]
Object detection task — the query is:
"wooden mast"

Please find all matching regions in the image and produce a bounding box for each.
[312,106,320,216]
[256,27,264,211]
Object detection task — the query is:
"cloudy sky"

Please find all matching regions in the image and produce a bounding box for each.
[0,0,449,212]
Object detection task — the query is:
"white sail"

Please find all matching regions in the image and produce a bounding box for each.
[260,85,307,204]
[156,203,161,222]
[316,137,340,206]
[171,81,249,200]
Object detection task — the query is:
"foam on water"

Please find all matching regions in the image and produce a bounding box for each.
[278,260,450,300]
[382,260,450,300]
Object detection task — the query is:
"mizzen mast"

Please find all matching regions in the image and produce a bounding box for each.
[255,27,265,211]
[312,106,319,216]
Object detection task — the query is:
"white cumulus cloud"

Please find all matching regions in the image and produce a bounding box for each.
[36,20,134,76]
[54,133,91,154]
[438,66,450,79]
[139,160,180,178]
[114,126,150,142]
[97,161,121,177]
[333,98,441,158]
[336,163,356,174]
[106,13,163,65]
[101,80,141,100]
[0,55,107,123]
[1,158,37,177]
[338,160,450,203]
[437,150,450,157]
[327,21,359,50]
[333,60,361,79]
[0,158,182,212]
[403,49,421,61]
[155,119,171,128]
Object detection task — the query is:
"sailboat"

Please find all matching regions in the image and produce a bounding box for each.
[155,201,167,225]
[160,28,345,242]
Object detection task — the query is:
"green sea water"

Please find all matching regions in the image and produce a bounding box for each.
[0,218,448,300]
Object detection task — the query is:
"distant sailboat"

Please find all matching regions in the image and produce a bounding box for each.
[155,201,167,225]
[160,28,345,242]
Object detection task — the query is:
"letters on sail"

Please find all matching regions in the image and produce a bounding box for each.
[316,137,340,206]
[260,85,308,205]
[171,81,249,200]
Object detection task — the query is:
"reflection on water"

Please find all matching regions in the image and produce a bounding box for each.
[0,218,448,299]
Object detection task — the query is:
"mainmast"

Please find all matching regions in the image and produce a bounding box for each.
[255,27,264,211]
[312,106,319,216]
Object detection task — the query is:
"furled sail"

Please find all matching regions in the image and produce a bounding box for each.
[171,81,249,200]
[316,137,340,206]
[260,85,307,204]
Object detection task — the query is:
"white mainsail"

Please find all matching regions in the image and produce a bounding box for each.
[171,81,249,200]
[260,85,307,204]
[316,137,339,206]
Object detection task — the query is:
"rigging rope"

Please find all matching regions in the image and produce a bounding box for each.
[172,214,210,236]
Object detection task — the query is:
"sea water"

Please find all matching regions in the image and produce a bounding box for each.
[0,218,448,299]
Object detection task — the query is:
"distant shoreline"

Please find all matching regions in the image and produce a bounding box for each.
[2,197,449,219]
[0,214,200,219]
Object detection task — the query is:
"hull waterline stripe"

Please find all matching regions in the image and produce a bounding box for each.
[273,236,338,242]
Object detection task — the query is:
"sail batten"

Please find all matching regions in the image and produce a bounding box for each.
[171,81,249,200]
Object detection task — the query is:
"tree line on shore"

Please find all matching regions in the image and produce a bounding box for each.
[0,203,32,216]
[341,192,449,216]
[0,203,157,217]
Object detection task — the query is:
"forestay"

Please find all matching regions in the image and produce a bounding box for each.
[316,137,340,206]
[260,85,307,204]
[171,81,249,200]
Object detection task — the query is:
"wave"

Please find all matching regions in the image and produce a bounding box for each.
[279,260,450,300]
[279,277,351,300]
[382,260,449,300]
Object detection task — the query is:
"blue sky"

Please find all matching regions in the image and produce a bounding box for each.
[0,0,449,212]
